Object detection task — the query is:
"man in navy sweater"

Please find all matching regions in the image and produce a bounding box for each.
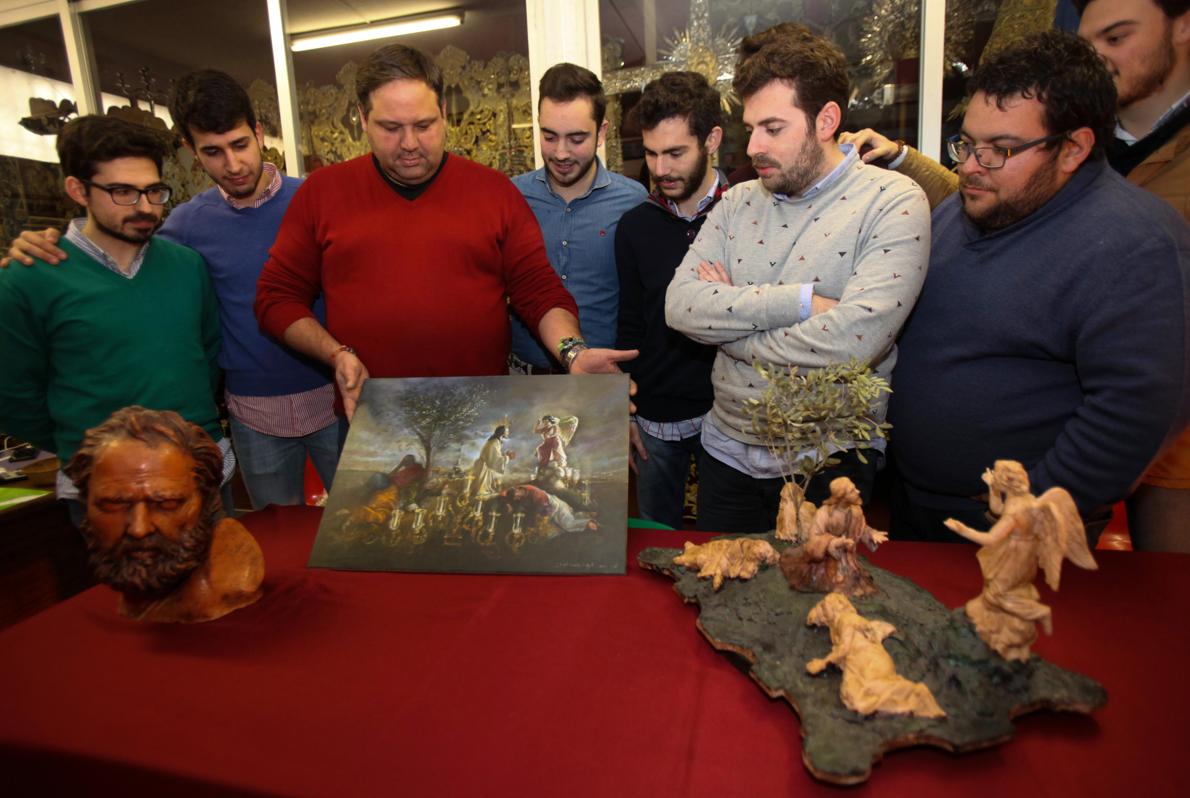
[4,71,344,510]
[615,71,726,529]
[889,31,1190,542]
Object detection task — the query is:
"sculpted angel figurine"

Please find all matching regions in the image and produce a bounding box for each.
[806,593,945,718]
[944,460,1098,662]
[780,477,887,597]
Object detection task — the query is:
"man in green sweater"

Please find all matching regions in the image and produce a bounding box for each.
[664,35,931,533]
[0,115,225,521]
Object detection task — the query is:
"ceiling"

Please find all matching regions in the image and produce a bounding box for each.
[0,0,529,103]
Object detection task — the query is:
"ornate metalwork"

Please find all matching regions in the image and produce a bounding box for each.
[296,47,533,176]
[855,0,980,102]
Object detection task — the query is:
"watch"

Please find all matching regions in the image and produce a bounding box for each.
[557,337,588,371]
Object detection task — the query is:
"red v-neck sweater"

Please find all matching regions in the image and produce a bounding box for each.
[255,154,576,381]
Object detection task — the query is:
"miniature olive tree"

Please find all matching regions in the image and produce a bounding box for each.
[745,358,891,538]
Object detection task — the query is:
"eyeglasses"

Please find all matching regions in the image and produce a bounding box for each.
[81,179,172,206]
[945,133,1069,169]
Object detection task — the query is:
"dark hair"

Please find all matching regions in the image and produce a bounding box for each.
[56,115,166,182]
[631,71,723,141]
[356,44,444,113]
[170,70,257,147]
[1072,0,1188,16]
[538,63,607,127]
[735,21,816,71]
[966,30,1116,161]
[732,37,850,129]
[67,406,225,521]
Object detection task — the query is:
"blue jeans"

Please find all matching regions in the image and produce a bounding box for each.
[229,416,347,509]
[634,428,701,530]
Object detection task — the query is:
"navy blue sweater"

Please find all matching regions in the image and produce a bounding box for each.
[890,159,1190,516]
[615,196,717,422]
[161,178,331,397]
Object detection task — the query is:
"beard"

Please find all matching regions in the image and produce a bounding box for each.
[654,146,710,204]
[83,514,215,600]
[547,151,597,188]
[753,134,826,197]
[1116,26,1176,108]
[959,151,1062,232]
[93,212,161,244]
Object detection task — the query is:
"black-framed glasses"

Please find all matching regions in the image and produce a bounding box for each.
[81,179,171,206]
[945,133,1069,169]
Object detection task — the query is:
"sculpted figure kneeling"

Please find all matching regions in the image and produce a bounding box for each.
[68,406,264,623]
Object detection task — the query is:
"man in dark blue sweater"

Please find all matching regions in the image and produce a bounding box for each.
[615,71,725,529]
[889,31,1190,542]
[5,72,343,510]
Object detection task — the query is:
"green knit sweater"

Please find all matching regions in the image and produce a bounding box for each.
[0,236,222,462]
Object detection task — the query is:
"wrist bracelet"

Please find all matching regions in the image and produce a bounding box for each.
[330,344,355,362]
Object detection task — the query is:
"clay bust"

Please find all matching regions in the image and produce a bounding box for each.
[780,477,887,597]
[806,592,945,718]
[944,460,1097,661]
[67,406,264,623]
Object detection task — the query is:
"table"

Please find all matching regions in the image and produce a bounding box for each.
[0,505,1185,796]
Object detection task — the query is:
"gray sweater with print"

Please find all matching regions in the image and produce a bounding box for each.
[664,153,931,445]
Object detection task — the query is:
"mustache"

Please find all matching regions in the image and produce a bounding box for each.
[959,177,992,191]
[123,213,160,224]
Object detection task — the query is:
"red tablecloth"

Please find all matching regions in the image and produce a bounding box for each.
[0,505,1184,797]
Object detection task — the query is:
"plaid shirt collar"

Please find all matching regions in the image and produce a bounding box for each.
[217,161,282,209]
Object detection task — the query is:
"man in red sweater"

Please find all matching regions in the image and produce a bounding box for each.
[255,45,635,419]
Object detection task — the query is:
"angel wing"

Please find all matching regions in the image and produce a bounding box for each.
[557,416,579,446]
[1035,487,1097,590]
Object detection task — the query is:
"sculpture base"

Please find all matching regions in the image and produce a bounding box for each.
[640,533,1106,785]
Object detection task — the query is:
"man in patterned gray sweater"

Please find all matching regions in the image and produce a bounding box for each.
[665,34,931,532]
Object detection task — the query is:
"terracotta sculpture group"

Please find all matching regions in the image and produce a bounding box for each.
[671,459,1098,717]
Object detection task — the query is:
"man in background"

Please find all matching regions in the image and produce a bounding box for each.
[888,31,1190,544]
[616,71,725,529]
[509,63,646,374]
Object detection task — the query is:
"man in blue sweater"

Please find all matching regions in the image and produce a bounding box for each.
[4,72,343,510]
[889,31,1190,542]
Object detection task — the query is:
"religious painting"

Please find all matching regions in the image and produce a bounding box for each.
[309,374,630,575]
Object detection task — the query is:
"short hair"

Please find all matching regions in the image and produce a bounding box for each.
[538,63,607,127]
[56,115,166,182]
[356,44,445,114]
[966,30,1116,161]
[735,21,816,71]
[1071,0,1188,16]
[732,37,850,129]
[67,406,224,519]
[631,71,724,142]
[170,70,258,147]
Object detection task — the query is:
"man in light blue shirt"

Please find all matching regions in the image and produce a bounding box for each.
[510,63,647,373]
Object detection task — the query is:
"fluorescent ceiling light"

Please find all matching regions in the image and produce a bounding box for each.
[291,12,464,52]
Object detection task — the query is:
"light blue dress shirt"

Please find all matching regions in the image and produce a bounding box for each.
[510,159,647,367]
